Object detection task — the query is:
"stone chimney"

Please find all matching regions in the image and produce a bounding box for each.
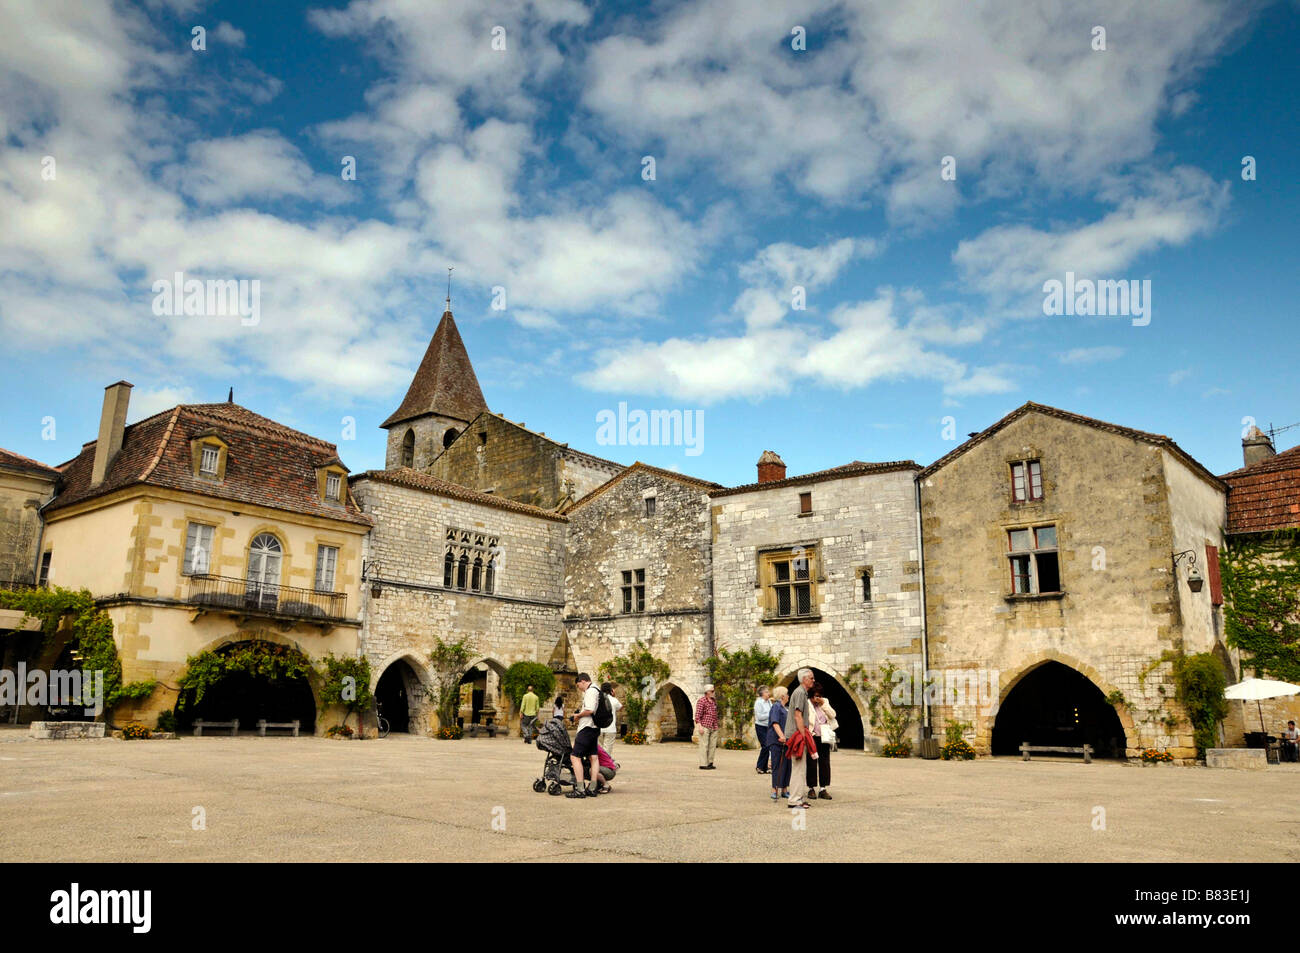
[757,450,786,484]
[91,381,133,487]
[1242,426,1276,468]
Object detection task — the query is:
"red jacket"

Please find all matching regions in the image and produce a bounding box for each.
[785,728,817,760]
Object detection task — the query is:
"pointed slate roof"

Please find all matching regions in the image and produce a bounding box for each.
[382,310,488,429]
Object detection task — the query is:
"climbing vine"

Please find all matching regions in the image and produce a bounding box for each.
[1172,653,1229,757]
[317,654,373,732]
[1220,532,1300,683]
[176,641,315,709]
[704,646,779,739]
[0,586,154,709]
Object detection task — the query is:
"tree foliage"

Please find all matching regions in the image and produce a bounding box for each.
[597,640,671,732]
[704,646,781,738]
[850,660,920,750]
[427,637,475,729]
[176,641,315,709]
[501,661,556,710]
[0,586,155,710]
[317,654,374,731]
[1221,533,1300,682]
[1172,652,1229,757]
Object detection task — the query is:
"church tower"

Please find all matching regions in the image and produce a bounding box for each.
[382,309,488,470]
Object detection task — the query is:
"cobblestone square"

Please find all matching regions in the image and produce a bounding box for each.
[3,734,1297,863]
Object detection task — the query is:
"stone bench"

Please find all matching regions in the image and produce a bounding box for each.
[30,721,106,740]
[1021,742,1093,764]
[466,721,501,738]
[193,719,239,737]
[256,719,300,737]
[1206,748,1269,770]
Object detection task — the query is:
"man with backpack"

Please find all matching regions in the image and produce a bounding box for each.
[567,673,606,799]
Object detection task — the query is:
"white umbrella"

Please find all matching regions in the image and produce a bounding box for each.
[1225,678,1300,734]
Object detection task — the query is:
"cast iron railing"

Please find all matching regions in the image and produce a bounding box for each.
[186,574,347,621]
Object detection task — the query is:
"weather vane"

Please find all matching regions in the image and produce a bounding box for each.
[445,267,453,310]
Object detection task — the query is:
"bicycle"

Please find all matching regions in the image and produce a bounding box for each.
[374,702,390,739]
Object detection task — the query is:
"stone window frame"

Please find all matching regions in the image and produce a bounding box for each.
[401,429,415,468]
[182,520,217,576]
[314,544,339,593]
[756,543,824,622]
[856,565,873,604]
[190,430,229,482]
[315,462,349,506]
[442,526,499,595]
[620,568,646,613]
[1005,523,1062,598]
[1009,457,1044,504]
[38,550,52,587]
[798,491,813,516]
[642,488,657,518]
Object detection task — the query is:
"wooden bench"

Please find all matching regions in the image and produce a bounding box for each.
[256,719,300,737]
[1021,742,1093,763]
[193,719,239,737]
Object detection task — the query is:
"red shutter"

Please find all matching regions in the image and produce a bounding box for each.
[1205,544,1222,606]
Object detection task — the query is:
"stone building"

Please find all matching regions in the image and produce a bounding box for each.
[348,466,568,735]
[1219,427,1300,733]
[919,402,1229,759]
[37,382,371,731]
[709,454,924,750]
[562,462,720,741]
[0,448,59,586]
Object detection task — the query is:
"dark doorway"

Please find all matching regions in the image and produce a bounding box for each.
[180,645,315,733]
[656,685,694,741]
[992,661,1126,757]
[375,662,413,733]
[783,669,865,749]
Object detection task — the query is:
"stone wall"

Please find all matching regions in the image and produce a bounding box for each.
[384,413,464,471]
[564,468,713,703]
[710,466,924,747]
[351,475,567,734]
[920,411,1226,757]
[0,467,56,585]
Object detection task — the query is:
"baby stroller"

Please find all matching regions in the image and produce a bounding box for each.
[533,718,577,796]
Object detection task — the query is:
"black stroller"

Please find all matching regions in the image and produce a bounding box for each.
[533,718,577,796]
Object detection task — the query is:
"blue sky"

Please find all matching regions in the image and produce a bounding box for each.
[1,0,1296,486]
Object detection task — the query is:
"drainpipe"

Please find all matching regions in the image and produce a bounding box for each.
[914,475,932,740]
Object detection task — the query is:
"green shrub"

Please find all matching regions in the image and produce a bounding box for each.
[502,662,556,710]
[155,710,177,733]
[704,646,781,739]
[598,641,671,733]
[1172,652,1229,757]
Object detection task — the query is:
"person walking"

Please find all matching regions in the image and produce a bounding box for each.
[805,684,837,799]
[754,686,772,774]
[565,674,602,799]
[520,685,540,743]
[552,694,565,722]
[599,682,623,753]
[695,684,720,769]
[768,686,789,801]
[784,668,817,809]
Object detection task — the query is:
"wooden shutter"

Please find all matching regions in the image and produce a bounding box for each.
[1205,544,1222,606]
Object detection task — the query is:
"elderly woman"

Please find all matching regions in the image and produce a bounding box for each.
[805,684,837,799]
[767,686,790,801]
[754,686,773,774]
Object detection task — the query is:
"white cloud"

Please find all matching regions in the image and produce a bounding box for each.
[212,22,246,48]
[1058,346,1125,364]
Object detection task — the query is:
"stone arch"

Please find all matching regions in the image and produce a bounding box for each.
[442,428,459,449]
[647,681,695,742]
[777,660,869,750]
[401,429,415,467]
[180,631,321,733]
[373,650,433,735]
[459,656,508,730]
[985,651,1137,757]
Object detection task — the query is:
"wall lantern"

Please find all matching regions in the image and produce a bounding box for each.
[362,559,382,598]
[1172,550,1204,593]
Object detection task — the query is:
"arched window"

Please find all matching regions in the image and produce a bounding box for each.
[443,428,459,449]
[443,550,454,588]
[401,429,415,468]
[246,534,282,609]
[456,553,468,590]
[484,557,495,595]
[471,556,483,592]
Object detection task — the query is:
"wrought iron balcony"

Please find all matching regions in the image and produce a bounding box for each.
[186,574,348,623]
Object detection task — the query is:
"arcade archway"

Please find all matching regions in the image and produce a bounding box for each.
[375,659,420,733]
[781,668,865,749]
[991,661,1126,758]
[178,640,316,734]
[651,684,694,741]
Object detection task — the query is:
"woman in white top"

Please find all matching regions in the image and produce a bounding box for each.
[805,684,838,800]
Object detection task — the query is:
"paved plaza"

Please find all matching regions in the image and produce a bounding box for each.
[2,731,1298,863]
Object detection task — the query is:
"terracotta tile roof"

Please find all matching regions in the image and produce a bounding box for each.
[563,461,722,513]
[382,310,489,428]
[709,460,920,498]
[351,467,569,522]
[45,403,371,526]
[917,401,1225,490]
[1221,443,1300,535]
[0,447,61,479]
